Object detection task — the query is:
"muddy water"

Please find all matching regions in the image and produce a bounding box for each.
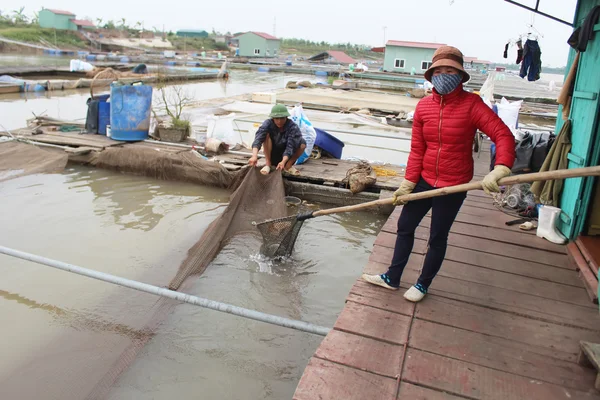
[0,167,385,399]
[0,70,313,131]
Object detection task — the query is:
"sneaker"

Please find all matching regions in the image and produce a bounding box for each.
[361,273,399,290]
[403,284,427,302]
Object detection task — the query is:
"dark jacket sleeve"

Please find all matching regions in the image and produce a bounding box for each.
[252,120,271,150]
[284,122,303,158]
[404,103,426,183]
[470,98,516,169]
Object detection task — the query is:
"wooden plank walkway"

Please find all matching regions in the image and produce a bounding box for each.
[294,154,600,399]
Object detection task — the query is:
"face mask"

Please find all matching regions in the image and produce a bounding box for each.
[431,73,462,95]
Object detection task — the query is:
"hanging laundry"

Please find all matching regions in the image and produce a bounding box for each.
[568,5,600,52]
[516,39,523,64]
[519,40,541,82]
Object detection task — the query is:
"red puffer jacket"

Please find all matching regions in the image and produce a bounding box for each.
[405,84,516,188]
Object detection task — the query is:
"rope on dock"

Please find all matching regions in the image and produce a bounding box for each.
[0,245,331,337]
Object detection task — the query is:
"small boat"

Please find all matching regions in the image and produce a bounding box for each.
[0,83,22,94]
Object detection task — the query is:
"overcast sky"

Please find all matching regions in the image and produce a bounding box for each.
[17,0,577,66]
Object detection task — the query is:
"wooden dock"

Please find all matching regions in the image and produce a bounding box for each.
[294,153,600,399]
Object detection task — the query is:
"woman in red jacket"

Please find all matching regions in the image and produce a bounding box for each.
[362,46,516,302]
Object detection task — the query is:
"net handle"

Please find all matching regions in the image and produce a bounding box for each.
[311,166,600,218]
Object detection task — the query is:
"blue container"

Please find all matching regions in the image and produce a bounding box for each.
[109,83,153,141]
[286,61,292,66]
[87,54,97,61]
[257,67,270,72]
[98,101,110,135]
[314,128,344,159]
[315,70,328,77]
[120,57,130,63]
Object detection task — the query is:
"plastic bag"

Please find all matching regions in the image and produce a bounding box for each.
[206,113,239,147]
[496,97,522,130]
[478,72,495,104]
[69,59,94,72]
[290,105,316,165]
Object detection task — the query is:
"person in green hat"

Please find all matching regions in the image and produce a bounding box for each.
[248,104,306,175]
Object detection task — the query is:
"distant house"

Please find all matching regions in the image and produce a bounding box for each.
[38,8,93,31]
[235,32,280,58]
[472,59,492,71]
[383,40,446,73]
[176,30,209,38]
[215,35,232,44]
[308,50,356,65]
[71,19,95,30]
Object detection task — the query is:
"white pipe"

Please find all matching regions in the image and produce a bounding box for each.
[143,139,264,158]
[0,245,330,337]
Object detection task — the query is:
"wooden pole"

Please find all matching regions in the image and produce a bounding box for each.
[312,165,600,218]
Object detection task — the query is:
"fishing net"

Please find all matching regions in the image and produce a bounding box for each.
[168,166,289,289]
[0,141,68,182]
[90,146,242,189]
[255,215,305,258]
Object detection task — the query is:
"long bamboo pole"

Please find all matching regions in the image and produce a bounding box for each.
[311,165,600,218]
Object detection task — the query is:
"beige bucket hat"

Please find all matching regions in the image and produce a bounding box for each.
[424,45,470,83]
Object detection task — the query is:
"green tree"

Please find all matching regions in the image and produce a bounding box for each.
[96,17,103,27]
[104,20,116,29]
[119,18,127,30]
[12,7,27,24]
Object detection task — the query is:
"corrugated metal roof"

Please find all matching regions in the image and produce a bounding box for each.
[308,51,356,64]
[177,29,208,33]
[251,31,279,40]
[45,9,75,16]
[326,51,356,64]
[70,19,95,27]
[234,31,279,40]
[386,40,446,49]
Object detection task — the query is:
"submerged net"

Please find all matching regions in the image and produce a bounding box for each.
[0,141,68,182]
[168,166,289,289]
[255,215,304,257]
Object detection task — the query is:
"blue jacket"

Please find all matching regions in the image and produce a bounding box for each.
[252,119,303,158]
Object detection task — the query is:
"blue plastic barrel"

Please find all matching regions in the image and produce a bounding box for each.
[97,95,111,135]
[314,128,344,159]
[87,54,97,61]
[257,67,270,72]
[109,83,153,141]
[315,70,328,77]
[286,61,292,66]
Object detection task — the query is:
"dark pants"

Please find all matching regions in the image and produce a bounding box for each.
[385,179,466,289]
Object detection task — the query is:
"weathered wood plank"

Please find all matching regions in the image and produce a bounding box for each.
[375,229,568,269]
[369,244,581,286]
[347,280,414,317]
[410,319,597,390]
[293,358,397,400]
[334,301,411,345]
[397,382,466,400]
[362,258,598,335]
[382,216,564,254]
[415,296,600,357]
[389,206,536,235]
[314,330,403,378]
[568,243,599,304]
[403,348,600,400]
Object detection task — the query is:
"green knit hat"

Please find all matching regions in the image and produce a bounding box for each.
[269,104,290,118]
